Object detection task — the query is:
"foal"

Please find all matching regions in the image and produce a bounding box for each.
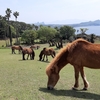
[19,46,35,60]
[39,48,56,61]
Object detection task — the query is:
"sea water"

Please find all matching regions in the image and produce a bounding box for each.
[74,26,100,36]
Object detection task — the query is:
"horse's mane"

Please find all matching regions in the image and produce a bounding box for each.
[46,43,71,70]
[68,38,91,52]
[46,39,91,71]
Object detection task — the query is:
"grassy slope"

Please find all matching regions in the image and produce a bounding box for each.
[0,41,100,100]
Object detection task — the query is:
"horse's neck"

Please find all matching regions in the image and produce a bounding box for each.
[19,46,23,50]
[55,50,68,71]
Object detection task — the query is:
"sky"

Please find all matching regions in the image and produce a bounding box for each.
[0,0,100,24]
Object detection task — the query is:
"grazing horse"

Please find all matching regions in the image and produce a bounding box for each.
[30,45,40,50]
[39,48,56,61]
[46,38,100,90]
[11,45,22,54]
[19,46,35,60]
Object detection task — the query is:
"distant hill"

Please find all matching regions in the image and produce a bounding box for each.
[71,20,100,27]
[34,20,100,28]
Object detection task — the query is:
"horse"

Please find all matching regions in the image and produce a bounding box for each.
[19,46,35,60]
[39,48,56,61]
[11,45,22,54]
[46,38,100,90]
[30,45,40,50]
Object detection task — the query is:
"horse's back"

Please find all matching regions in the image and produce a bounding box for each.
[31,45,40,49]
[68,39,100,68]
[44,48,54,55]
[11,45,20,50]
[22,47,34,54]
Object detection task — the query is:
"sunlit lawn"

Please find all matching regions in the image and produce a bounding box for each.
[0,40,100,100]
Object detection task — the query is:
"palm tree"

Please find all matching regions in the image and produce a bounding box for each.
[80,28,88,34]
[5,8,12,46]
[13,11,19,44]
[34,25,38,30]
[5,8,12,21]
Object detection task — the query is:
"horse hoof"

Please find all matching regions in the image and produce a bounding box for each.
[72,87,78,90]
[82,88,88,90]
[47,86,54,90]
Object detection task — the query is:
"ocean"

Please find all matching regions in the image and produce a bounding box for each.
[74,26,100,36]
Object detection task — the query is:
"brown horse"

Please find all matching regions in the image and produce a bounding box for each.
[19,46,35,60]
[39,48,56,61]
[11,45,22,54]
[30,45,40,50]
[46,38,100,90]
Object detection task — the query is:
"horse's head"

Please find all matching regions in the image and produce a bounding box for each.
[45,45,70,90]
[43,47,46,51]
[19,45,23,50]
[39,50,43,61]
[46,64,60,90]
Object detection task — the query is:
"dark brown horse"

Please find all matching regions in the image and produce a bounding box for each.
[39,48,56,61]
[46,38,100,90]
[19,46,35,60]
[11,45,22,54]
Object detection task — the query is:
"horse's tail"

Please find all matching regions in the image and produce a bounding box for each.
[19,45,23,50]
[53,50,56,57]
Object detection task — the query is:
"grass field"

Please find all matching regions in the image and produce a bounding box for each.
[0,41,100,100]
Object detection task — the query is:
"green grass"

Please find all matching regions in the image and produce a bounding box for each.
[0,44,100,100]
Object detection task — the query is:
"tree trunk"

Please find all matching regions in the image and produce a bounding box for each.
[9,26,12,46]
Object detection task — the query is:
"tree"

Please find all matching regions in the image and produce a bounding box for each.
[5,8,12,21]
[0,15,9,46]
[5,8,12,46]
[10,25,16,38]
[37,26,57,43]
[76,28,89,41]
[34,25,38,30]
[9,26,12,45]
[59,25,75,40]
[21,30,38,44]
[13,11,19,44]
[80,28,88,34]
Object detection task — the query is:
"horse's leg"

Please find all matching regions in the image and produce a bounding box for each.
[72,66,80,90]
[19,50,20,54]
[12,49,13,54]
[27,54,29,60]
[42,55,45,61]
[23,53,25,60]
[80,67,89,90]
[12,49,16,54]
[30,54,32,60]
[46,55,48,61]
[31,51,34,60]
[51,54,54,58]
[14,50,16,54]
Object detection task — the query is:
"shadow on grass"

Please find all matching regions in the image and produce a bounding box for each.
[37,60,50,63]
[19,59,35,61]
[39,87,100,100]
[19,59,28,61]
